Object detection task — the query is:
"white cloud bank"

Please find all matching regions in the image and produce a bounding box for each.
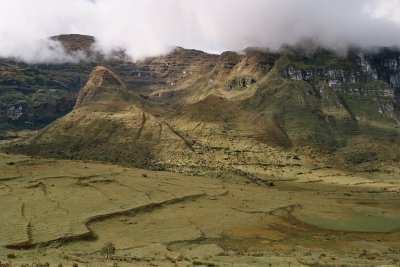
[0,0,400,63]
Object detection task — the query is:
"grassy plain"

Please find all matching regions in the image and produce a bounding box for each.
[0,147,399,266]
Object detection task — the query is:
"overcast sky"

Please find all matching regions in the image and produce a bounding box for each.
[1,0,400,63]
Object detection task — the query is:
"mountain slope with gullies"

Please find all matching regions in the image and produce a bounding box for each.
[7,66,205,171]
[2,35,400,179]
[167,47,400,176]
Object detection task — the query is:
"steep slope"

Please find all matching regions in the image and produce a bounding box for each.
[148,48,278,105]
[8,66,203,171]
[167,48,400,176]
[242,49,400,165]
[0,58,95,131]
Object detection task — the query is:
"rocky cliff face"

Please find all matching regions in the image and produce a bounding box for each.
[279,48,399,124]
[0,58,95,131]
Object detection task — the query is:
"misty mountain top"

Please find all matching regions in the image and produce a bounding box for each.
[2,0,400,63]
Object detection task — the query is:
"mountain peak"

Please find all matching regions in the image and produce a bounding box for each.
[74,66,126,109]
[88,66,125,88]
[50,34,95,53]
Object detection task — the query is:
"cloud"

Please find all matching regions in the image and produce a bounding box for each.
[364,0,400,23]
[1,0,400,63]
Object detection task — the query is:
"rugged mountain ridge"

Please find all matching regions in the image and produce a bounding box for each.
[2,34,400,178]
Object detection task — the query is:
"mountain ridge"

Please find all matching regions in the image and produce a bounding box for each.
[1,34,400,178]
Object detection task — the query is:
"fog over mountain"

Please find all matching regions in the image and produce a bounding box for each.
[1,0,400,62]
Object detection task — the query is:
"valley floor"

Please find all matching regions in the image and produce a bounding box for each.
[0,150,399,267]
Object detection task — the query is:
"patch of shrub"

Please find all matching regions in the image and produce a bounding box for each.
[100,241,116,259]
